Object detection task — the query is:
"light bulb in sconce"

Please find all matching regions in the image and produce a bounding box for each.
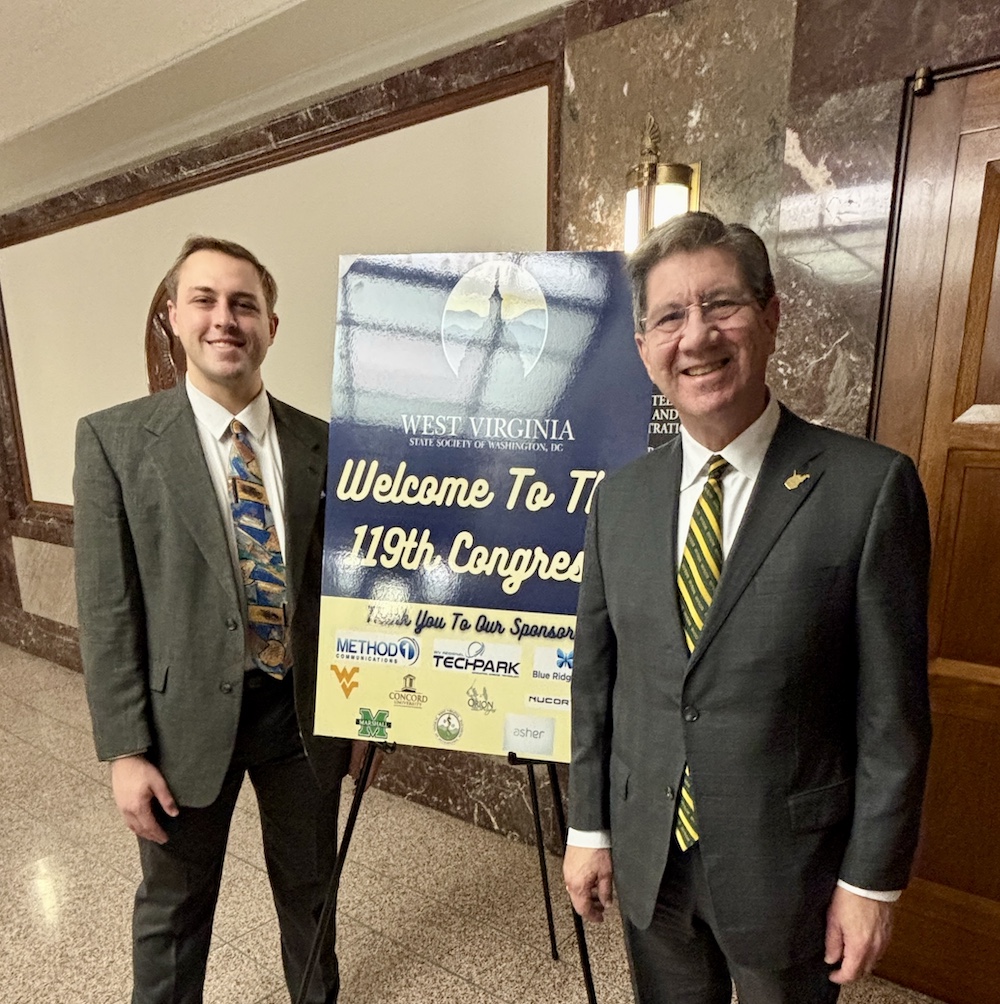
[624,113,700,252]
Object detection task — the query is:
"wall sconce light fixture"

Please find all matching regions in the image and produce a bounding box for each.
[624,113,700,252]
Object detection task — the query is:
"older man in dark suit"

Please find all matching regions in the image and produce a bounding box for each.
[563,213,931,1003]
[74,236,352,1003]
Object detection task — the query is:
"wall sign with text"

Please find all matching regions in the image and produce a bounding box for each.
[314,252,650,761]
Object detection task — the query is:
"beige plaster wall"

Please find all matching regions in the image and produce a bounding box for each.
[0,86,548,505]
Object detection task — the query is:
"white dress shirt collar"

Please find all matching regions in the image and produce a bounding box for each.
[185,378,272,442]
[678,391,781,489]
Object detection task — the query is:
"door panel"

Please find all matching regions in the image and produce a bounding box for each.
[935,458,1000,666]
[874,66,1000,1004]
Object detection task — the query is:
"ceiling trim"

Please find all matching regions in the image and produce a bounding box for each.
[0,14,564,251]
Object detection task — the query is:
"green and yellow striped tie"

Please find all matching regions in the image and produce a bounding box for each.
[675,454,730,850]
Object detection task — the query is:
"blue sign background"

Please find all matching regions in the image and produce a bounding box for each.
[323,251,651,616]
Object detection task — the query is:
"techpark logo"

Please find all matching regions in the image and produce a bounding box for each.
[432,639,521,677]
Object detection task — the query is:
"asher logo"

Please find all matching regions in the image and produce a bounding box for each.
[330,664,360,698]
[356,708,392,739]
[503,714,555,757]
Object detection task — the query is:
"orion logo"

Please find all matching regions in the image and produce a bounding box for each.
[356,708,392,739]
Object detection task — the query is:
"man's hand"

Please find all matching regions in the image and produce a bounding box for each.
[110,755,178,844]
[824,885,894,984]
[349,740,383,791]
[563,845,614,923]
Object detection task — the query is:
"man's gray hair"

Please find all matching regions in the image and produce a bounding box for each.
[627,212,776,331]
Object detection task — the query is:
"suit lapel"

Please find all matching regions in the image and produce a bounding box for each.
[687,408,825,668]
[144,384,238,600]
[650,440,688,657]
[272,398,326,602]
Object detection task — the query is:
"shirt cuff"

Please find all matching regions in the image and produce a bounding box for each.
[836,879,901,902]
[567,827,612,849]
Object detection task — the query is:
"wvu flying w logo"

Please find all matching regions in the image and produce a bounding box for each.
[356,708,392,739]
[330,663,360,698]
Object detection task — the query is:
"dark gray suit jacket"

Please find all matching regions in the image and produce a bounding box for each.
[568,405,931,968]
[74,383,349,807]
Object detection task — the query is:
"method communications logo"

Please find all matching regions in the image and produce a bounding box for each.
[335,632,420,667]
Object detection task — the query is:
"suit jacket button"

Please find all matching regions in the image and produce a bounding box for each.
[226,618,239,631]
[665,786,675,800]
[683,705,699,722]
[220,682,234,694]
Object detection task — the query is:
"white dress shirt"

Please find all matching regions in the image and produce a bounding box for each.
[186,379,292,676]
[567,393,897,902]
[186,378,287,581]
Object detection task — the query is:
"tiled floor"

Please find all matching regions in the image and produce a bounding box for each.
[0,641,944,1004]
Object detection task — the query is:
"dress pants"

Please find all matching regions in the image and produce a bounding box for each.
[622,844,841,1004]
[132,671,349,1004]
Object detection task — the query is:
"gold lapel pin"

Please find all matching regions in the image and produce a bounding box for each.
[784,470,810,490]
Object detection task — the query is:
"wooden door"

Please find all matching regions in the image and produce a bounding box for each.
[874,66,1000,1004]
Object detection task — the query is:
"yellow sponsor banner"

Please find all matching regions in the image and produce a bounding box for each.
[315,595,575,762]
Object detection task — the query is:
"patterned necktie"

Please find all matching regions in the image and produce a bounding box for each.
[674,454,730,850]
[229,419,289,679]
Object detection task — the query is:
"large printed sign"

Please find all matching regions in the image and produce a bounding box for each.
[314,252,650,761]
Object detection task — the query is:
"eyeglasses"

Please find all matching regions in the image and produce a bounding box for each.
[641,296,757,339]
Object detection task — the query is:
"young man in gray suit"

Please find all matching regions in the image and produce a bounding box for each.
[74,237,353,1003]
[563,213,931,1003]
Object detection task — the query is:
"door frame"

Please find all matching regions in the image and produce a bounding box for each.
[871,55,1000,453]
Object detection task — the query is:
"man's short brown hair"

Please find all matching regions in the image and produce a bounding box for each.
[164,236,278,315]
[628,212,775,331]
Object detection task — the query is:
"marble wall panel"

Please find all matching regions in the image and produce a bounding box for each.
[376,747,566,851]
[771,79,902,434]
[558,0,797,253]
[774,0,1000,435]
[11,536,78,627]
[790,0,1000,99]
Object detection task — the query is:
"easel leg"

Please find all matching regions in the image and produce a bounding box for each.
[294,741,382,1004]
[547,763,598,1004]
[526,762,560,960]
[508,754,599,1003]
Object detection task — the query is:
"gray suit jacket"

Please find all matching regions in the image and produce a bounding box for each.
[568,405,931,968]
[74,383,349,806]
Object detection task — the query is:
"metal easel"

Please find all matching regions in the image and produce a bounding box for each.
[296,744,598,1004]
